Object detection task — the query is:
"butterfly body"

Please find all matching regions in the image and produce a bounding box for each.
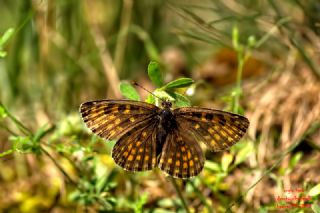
[80,99,249,178]
[156,102,177,157]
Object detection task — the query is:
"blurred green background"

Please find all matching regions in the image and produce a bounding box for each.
[0,0,320,212]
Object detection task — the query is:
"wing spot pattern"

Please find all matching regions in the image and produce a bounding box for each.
[130,117,135,122]
[214,133,221,141]
[123,105,131,114]
[109,130,116,138]
[115,118,121,125]
[183,162,188,169]
[128,155,133,161]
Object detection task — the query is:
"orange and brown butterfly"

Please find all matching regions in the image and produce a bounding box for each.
[79,96,249,179]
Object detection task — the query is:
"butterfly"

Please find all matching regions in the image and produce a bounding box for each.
[80,99,249,178]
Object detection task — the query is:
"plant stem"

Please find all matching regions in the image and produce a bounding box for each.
[233,49,245,114]
[0,102,33,136]
[170,177,190,213]
[41,146,76,185]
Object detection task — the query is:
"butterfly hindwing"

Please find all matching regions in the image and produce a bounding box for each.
[112,119,159,171]
[80,100,159,140]
[158,128,205,178]
[174,107,249,151]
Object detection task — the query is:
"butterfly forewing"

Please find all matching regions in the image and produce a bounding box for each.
[112,119,158,171]
[158,128,205,178]
[80,100,159,140]
[174,107,249,152]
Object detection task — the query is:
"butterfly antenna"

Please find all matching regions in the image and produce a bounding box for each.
[131,81,164,101]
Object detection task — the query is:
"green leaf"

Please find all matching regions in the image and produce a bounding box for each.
[33,124,54,142]
[247,35,256,48]
[289,152,303,169]
[0,103,8,119]
[312,203,320,213]
[99,199,113,210]
[221,153,233,172]
[232,25,239,50]
[133,192,148,213]
[68,190,81,202]
[145,94,155,104]
[153,90,174,102]
[0,51,7,58]
[234,141,254,165]
[119,82,140,101]
[10,136,38,153]
[0,28,14,46]
[309,183,320,196]
[0,149,14,158]
[204,160,221,172]
[162,78,194,90]
[96,175,108,193]
[258,207,268,213]
[148,61,163,87]
[169,92,191,107]
[158,198,175,208]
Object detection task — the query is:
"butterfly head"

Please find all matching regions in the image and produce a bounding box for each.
[161,100,172,109]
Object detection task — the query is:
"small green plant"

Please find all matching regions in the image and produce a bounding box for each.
[119,61,194,108]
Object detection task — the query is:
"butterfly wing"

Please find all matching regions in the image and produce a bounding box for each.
[173,107,249,152]
[158,126,205,178]
[112,119,159,171]
[80,100,159,140]
[80,100,160,172]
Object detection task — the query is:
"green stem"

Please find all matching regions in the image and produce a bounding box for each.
[41,146,76,185]
[232,49,245,114]
[0,102,33,136]
[0,149,14,157]
[170,177,190,213]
